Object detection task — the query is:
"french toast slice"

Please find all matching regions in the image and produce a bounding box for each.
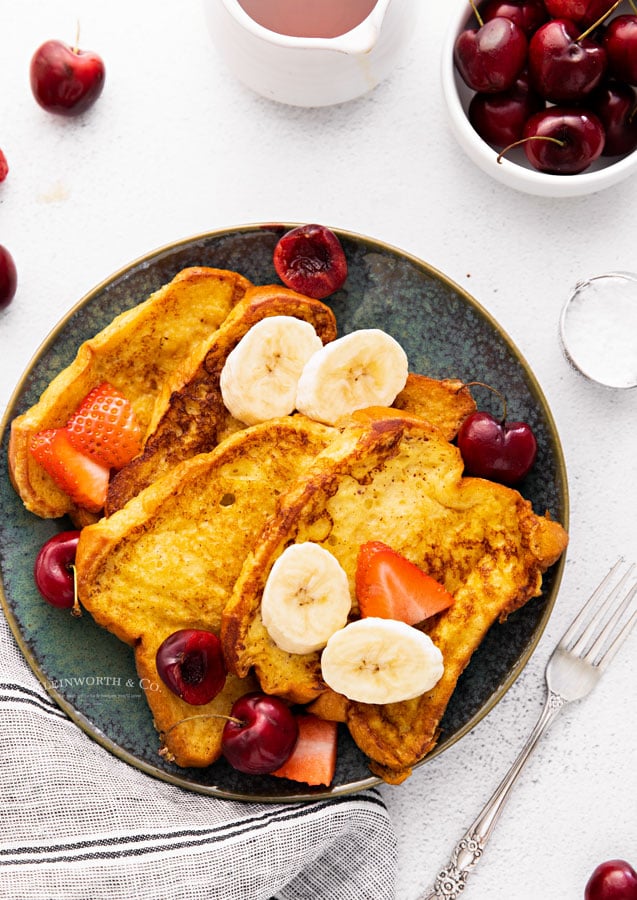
[106,336,475,514]
[105,284,339,514]
[9,267,251,523]
[74,416,336,768]
[221,411,568,781]
[392,373,475,440]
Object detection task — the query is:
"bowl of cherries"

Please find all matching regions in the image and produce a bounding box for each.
[442,0,637,196]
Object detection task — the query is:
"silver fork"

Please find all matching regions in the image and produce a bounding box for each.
[419,559,637,900]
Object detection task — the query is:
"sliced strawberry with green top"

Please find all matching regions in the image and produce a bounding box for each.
[66,382,142,469]
[272,715,337,787]
[356,541,455,625]
[30,428,110,513]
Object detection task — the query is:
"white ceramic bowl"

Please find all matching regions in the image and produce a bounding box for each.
[441,0,637,197]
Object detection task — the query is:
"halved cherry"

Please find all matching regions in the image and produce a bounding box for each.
[156,629,226,705]
[273,224,347,299]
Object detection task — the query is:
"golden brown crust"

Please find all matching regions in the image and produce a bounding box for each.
[135,636,258,769]
[75,416,335,767]
[392,375,475,440]
[345,504,567,780]
[221,416,411,701]
[307,690,349,723]
[9,267,251,521]
[221,411,567,779]
[106,285,339,514]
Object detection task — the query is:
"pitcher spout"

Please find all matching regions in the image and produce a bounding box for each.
[330,0,391,55]
[335,20,380,55]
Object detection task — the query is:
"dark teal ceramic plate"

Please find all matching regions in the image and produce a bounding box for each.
[0,224,568,802]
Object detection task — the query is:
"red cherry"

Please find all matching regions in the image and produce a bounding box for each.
[0,244,17,310]
[544,0,615,27]
[481,0,549,36]
[604,15,637,85]
[454,16,528,93]
[30,38,105,116]
[34,530,81,608]
[273,224,347,299]
[528,19,607,103]
[585,859,637,900]
[469,70,545,146]
[156,630,226,706]
[457,410,537,485]
[0,149,8,182]
[221,693,299,775]
[519,107,605,174]
[589,81,637,156]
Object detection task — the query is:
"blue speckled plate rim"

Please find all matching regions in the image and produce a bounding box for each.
[0,222,569,803]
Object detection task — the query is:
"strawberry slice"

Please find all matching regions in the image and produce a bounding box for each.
[31,428,110,513]
[29,428,57,467]
[271,715,337,787]
[356,541,455,625]
[66,382,142,469]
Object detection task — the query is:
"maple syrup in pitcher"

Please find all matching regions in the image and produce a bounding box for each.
[236,0,378,38]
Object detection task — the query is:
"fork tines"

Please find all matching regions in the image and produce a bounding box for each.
[560,559,637,669]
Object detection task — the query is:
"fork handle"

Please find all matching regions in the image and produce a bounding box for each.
[418,690,566,900]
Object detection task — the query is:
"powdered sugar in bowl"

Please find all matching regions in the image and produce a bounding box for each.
[560,272,637,390]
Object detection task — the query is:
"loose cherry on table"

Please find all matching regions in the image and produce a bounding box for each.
[0,244,17,310]
[454,12,528,93]
[30,36,105,116]
[0,149,8,183]
[221,693,299,775]
[584,859,637,900]
[156,629,227,706]
[34,530,82,611]
[456,384,537,485]
[528,17,608,103]
[469,69,545,145]
[604,15,637,85]
[499,106,605,173]
[273,224,348,300]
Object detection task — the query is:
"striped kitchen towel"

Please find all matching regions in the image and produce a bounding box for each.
[0,615,397,900]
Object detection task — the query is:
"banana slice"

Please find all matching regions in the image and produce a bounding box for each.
[261,542,352,655]
[321,617,444,704]
[220,316,323,425]
[295,329,409,425]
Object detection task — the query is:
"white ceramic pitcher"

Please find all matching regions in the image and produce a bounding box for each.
[202,0,419,107]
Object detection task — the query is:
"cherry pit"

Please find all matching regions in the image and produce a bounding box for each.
[454,0,637,174]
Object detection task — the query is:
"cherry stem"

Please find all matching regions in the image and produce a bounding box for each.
[70,564,82,618]
[469,0,484,28]
[461,381,508,423]
[497,134,566,164]
[578,0,623,41]
[73,20,81,54]
[160,712,243,740]
[630,0,637,13]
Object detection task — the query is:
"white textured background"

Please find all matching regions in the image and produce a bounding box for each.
[1,1,636,898]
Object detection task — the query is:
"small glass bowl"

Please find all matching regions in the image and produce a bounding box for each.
[559,272,637,390]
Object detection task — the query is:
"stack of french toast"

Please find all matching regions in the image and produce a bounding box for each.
[8,265,568,785]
